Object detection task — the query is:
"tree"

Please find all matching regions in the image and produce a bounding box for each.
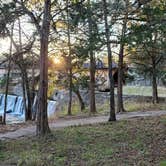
[87,0,96,114]
[114,0,158,112]
[60,0,102,114]
[128,0,166,103]
[13,0,53,134]
[103,0,116,121]
[18,18,33,120]
[66,0,73,115]
[36,0,51,136]
[3,24,14,124]
[0,1,35,122]
[117,0,129,113]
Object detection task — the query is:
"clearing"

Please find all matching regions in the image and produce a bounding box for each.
[0,111,166,165]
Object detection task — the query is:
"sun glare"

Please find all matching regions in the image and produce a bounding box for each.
[53,57,61,64]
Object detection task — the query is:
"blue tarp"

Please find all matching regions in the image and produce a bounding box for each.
[0,94,57,119]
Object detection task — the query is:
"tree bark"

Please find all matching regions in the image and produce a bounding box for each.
[23,69,32,120]
[89,50,96,114]
[3,24,14,124]
[117,45,126,113]
[88,0,96,114]
[103,0,116,121]
[36,0,51,136]
[152,58,158,104]
[31,59,36,120]
[67,0,73,115]
[68,67,72,115]
[31,58,35,102]
[21,72,27,120]
[117,1,128,113]
[3,57,11,125]
[18,19,32,120]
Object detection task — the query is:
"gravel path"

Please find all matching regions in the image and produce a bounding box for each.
[0,110,166,140]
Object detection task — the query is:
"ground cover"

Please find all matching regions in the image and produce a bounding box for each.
[56,99,166,119]
[56,86,166,117]
[120,86,166,97]
[0,116,166,166]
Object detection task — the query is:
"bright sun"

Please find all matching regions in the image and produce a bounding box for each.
[53,57,61,64]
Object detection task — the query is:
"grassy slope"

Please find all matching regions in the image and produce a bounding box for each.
[57,86,166,117]
[121,86,166,97]
[0,116,166,166]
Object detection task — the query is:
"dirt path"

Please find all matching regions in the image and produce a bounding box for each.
[0,110,166,140]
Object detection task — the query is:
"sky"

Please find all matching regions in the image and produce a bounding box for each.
[0,38,10,54]
[0,0,121,61]
[0,15,36,56]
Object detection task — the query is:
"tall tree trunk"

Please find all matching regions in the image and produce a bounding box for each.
[23,69,32,120]
[18,19,31,120]
[3,24,14,124]
[36,0,51,136]
[117,1,128,113]
[31,58,35,103]
[89,50,96,113]
[31,59,36,120]
[117,45,125,113]
[88,0,96,114]
[32,92,38,121]
[20,69,32,121]
[152,58,158,104]
[68,67,72,115]
[21,72,28,120]
[103,0,116,121]
[3,59,11,125]
[67,0,72,115]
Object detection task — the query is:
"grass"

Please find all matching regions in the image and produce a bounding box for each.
[0,116,166,166]
[54,86,166,118]
[124,102,166,112]
[94,100,166,114]
[54,100,166,120]
[160,160,166,166]
[120,86,166,97]
[54,101,90,119]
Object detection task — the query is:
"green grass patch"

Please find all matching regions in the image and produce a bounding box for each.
[1,116,166,165]
[57,86,166,118]
[124,102,166,112]
[121,86,166,97]
[160,160,166,166]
